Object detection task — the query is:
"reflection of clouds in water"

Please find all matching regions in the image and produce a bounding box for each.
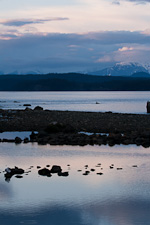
[0,204,82,225]
[81,199,150,225]
[0,199,150,225]
[0,181,13,200]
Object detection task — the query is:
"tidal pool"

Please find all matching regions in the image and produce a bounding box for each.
[0,143,150,225]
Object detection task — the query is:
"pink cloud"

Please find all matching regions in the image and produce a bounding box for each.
[118,46,133,51]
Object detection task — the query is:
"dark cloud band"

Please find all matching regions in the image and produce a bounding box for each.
[0,18,69,27]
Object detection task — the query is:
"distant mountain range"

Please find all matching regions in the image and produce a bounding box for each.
[85,62,150,77]
[0,62,149,77]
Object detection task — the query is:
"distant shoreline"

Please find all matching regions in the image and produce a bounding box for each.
[0,74,150,91]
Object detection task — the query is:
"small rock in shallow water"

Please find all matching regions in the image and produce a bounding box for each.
[15,175,23,178]
[58,171,69,177]
[109,166,114,169]
[50,165,62,173]
[15,137,22,144]
[97,172,103,175]
[83,171,90,175]
[37,166,41,169]
[4,167,24,180]
[23,104,31,107]
[38,168,52,177]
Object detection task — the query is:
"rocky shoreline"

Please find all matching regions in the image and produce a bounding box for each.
[0,107,150,147]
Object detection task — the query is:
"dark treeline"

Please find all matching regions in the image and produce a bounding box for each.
[1,73,150,91]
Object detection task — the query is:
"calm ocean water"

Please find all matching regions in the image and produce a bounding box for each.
[0,91,149,113]
[0,143,150,225]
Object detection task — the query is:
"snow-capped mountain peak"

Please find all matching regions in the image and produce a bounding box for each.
[86,62,150,76]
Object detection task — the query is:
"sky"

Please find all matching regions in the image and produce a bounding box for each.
[0,0,150,73]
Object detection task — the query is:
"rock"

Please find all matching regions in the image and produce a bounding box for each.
[38,168,51,177]
[30,131,37,141]
[146,101,150,113]
[50,165,62,173]
[96,172,103,175]
[105,111,112,114]
[15,137,22,144]
[5,167,11,173]
[109,166,114,169]
[34,106,43,111]
[37,166,41,169]
[58,171,69,177]
[91,169,95,172]
[2,139,15,143]
[24,137,29,143]
[23,104,31,106]
[83,171,90,175]
[15,175,23,178]
[5,166,24,179]
[25,107,32,111]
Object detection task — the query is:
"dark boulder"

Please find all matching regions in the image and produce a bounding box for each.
[15,137,22,144]
[34,106,43,111]
[146,101,150,113]
[25,107,32,111]
[24,137,29,143]
[2,139,15,143]
[30,131,37,141]
[50,165,62,173]
[15,175,23,178]
[37,166,41,169]
[38,168,52,177]
[5,167,24,180]
[96,172,103,175]
[23,104,31,107]
[58,171,69,177]
[83,171,90,175]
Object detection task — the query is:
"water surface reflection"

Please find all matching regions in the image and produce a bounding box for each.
[0,143,150,225]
